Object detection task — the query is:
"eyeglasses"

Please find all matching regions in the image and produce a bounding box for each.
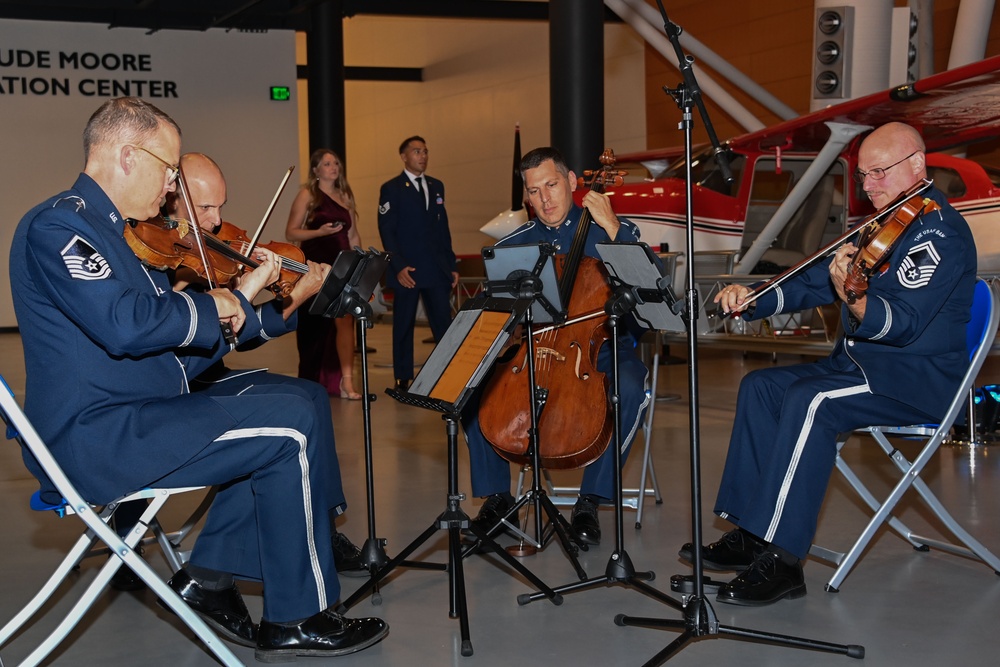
[853,150,919,183]
[130,145,180,184]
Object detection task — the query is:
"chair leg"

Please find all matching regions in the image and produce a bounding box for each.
[905,472,1000,571]
[8,493,242,667]
[873,431,1000,568]
[822,462,925,592]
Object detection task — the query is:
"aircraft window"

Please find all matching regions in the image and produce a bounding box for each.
[978,164,1000,188]
[749,170,793,202]
[926,166,967,198]
[614,162,659,184]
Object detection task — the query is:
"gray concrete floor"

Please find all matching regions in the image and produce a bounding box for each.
[1,322,999,666]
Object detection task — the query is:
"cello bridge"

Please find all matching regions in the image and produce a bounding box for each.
[535,347,566,363]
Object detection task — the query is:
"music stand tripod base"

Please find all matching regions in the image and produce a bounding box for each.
[468,242,592,579]
[337,295,561,656]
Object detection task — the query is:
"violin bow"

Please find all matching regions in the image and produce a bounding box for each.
[175,166,238,344]
[246,166,296,254]
[174,168,217,290]
[738,178,934,308]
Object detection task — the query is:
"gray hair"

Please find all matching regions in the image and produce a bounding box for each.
[83,97,180,162]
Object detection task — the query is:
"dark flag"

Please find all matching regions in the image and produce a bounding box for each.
[511,123,524,211]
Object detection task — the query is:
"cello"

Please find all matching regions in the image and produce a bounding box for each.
[478,150,626,470]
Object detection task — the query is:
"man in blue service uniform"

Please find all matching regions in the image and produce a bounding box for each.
[377,136,458,391]
[680,122,977,606]
[463,147,651,545]
[108,152,367,592]
[172,153,367,575]
[8,97,387,660]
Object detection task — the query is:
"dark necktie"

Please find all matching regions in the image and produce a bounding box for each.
[415,176,427,210]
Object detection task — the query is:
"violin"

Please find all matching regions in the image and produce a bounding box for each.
[727,178,938,313]
[124,215,244,286]
[843,185,940,303]
[478,149,626,470]
[126,217,310,299]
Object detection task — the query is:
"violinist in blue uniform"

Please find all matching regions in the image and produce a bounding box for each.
[377,136,458,390]
[463,147,651,546]
[108,152,367,587]
[8,97,387,659]
[680,122,977,606]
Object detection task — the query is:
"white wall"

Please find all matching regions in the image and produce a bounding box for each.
[0,19,298,328]
[0,15,647,327]
[322,16,647,257]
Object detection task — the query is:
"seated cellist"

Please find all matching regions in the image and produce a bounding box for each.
[462,146,651,546]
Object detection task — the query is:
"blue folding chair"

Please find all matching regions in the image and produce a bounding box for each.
[0,374,242,666]
[810,278,1000,592]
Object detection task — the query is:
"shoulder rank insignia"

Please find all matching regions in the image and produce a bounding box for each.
[60,235,112,281]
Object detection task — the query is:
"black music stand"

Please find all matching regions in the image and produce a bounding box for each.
[310,248,407,602]
[461,243,589,580]
[517,242,684,606]
[612,4,863,664]
[335,293,561,657]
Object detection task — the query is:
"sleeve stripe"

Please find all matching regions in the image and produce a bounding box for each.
[178,290,198,347]
[870,295,892,340]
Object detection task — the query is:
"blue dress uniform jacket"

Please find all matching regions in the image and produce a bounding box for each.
[378,172,456,289]
[10,174,244,504]
[463,205,651,500]
[9,173,340,622]
[714,187,977,559]
[377,171,457,381]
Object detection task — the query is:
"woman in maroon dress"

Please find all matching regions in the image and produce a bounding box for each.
[286,149,363,399]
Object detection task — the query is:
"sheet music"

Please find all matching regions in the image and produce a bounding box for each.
[429,310,512,403]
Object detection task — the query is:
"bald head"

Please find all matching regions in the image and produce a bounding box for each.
[857,122,927,210]
[167,152,228,231]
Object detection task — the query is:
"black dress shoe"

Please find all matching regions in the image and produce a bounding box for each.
[571,496,601,546]
[332,531,369,578]
[166,569,257,647]
[678,528,763,571]
[255,609,388,662]
[393,379,410,392]
[463,493,514,538]
[715,551,806,607]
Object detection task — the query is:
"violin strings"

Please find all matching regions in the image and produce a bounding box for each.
[233,240,308,275]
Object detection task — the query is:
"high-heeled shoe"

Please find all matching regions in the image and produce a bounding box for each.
[339,376,362,401]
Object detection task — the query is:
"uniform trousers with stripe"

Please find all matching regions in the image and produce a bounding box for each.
[153,384,339,623]
[191,370,349,515]
[714,357,936,560]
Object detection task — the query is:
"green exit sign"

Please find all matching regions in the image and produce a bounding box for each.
[270,86,291,101]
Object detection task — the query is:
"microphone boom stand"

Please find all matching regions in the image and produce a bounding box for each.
[614,5,864,663]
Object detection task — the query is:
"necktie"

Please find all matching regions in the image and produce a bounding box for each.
[415,176,427,210]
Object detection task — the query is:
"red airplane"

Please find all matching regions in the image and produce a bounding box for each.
[592,55,1000,278]
[482,55,1000,279]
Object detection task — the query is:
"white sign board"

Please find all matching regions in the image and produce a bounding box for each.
[1,19,299,327]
